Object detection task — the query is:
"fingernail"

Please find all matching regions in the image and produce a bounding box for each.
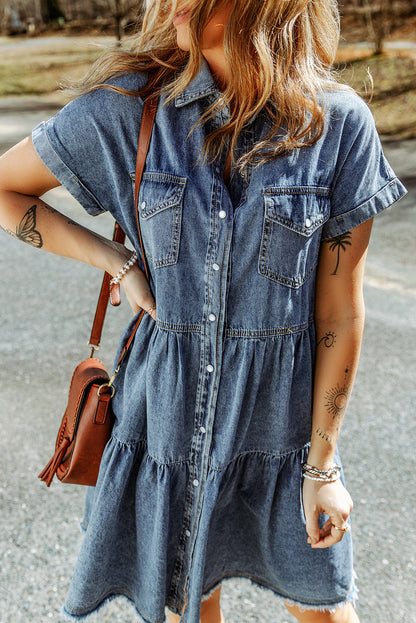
[310,536,317,544]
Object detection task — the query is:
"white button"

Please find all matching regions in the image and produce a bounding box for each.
[213,263,220,271]
[141,201,146,210]
[206,364,214,373]
[208,314,216,322]
[200,426,206,434]
[219,210,227,219]
[193,479,199,487]
[305,218,312,228]
[185,530,191,537]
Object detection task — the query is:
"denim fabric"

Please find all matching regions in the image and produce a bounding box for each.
[32,62,406,622]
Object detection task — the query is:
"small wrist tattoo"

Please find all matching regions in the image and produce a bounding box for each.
[315,427,334,445]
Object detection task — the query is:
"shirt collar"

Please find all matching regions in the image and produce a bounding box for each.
[174,59,222,108]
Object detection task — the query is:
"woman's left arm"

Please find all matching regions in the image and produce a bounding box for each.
[303,218,374,549]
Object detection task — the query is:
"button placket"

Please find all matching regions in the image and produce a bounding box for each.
[175,172,233,602]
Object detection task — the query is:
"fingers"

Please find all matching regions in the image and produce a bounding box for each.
[121,267,157,320]
[133,292,157,321]
[305,510,321,546]
[310,517,350,549]
[144,303,157,321]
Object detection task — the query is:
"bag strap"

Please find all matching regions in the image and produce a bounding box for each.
[88,94,159,365]
[88,222,126,352]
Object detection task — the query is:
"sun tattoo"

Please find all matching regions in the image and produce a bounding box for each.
[325,231,352,275]
[324,385,350,419]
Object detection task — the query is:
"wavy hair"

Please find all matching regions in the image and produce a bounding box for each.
[70,0,344,170]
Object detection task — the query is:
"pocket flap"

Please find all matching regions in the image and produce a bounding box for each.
[264,186,330,236]
[135,172,187,219]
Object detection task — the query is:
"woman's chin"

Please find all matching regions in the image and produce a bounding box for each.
[175,32,191,51]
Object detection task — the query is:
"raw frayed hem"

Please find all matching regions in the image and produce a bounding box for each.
[202,570,358,614]
[61,592,166,623]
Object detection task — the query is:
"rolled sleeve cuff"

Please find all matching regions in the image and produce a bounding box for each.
[32,121,106,216]
[322,177,407,240]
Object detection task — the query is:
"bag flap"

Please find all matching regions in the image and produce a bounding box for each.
[64,358,110,439]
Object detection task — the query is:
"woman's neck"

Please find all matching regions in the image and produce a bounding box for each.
[202,49,230,91]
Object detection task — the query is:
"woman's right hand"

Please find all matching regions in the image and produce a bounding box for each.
[110,243,156,320]
[120,264,157,320]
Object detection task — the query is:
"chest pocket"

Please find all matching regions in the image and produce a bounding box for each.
[134,172,187,268]
[259,187,330,288]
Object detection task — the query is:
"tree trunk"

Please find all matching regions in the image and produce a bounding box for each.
[114,0,123,42]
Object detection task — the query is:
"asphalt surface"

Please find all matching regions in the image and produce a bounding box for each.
[0,98,415,623]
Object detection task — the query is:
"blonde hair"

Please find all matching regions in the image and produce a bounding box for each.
[71,0,343,170]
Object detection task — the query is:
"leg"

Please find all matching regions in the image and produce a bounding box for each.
[285,602,360,623]
[168,586,224,623]
[200,587,224,623]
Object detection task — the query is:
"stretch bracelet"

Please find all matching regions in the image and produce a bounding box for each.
[110,252,138,286]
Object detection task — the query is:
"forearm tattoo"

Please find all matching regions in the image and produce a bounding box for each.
[324,384,350,419]
[5,205,43,248]
[324,231,352,275]
[317,331,336,348]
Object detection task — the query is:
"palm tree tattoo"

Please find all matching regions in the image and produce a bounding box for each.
[325,231,352,275]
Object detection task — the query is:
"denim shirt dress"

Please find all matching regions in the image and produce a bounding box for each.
[32,62,406,622]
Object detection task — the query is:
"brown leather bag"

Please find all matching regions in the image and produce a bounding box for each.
[39,94,158,487]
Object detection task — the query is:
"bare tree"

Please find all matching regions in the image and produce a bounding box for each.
[341,0,414,55]
[94,0,138,41]
[362,0,395,54]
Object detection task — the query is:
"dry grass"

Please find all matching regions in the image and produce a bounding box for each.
[0,36,110,96]
[335,52,416,138]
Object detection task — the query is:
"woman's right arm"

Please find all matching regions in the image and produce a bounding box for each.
[0,137,156,318]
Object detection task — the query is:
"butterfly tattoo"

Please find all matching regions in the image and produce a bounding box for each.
[16,205,43,248]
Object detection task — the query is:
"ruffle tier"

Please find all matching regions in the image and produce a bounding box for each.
[64,438,355,622]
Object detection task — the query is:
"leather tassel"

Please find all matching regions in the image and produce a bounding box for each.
[38,438,70,487]
[110,282,121,307]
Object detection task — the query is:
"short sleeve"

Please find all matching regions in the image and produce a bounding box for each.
[322,95,407,240]
[32,74,146,217]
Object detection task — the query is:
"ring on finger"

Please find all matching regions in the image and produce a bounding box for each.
[332,524,350,533]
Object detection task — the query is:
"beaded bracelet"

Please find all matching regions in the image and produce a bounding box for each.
[303,471,341,483]
[110,251,138,286]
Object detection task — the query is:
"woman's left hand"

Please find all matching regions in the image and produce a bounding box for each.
[302,477,353,548]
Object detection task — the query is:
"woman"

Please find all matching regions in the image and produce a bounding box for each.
[0,1,406,622]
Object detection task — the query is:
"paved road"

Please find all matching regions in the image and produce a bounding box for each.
[0,99,415,623]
